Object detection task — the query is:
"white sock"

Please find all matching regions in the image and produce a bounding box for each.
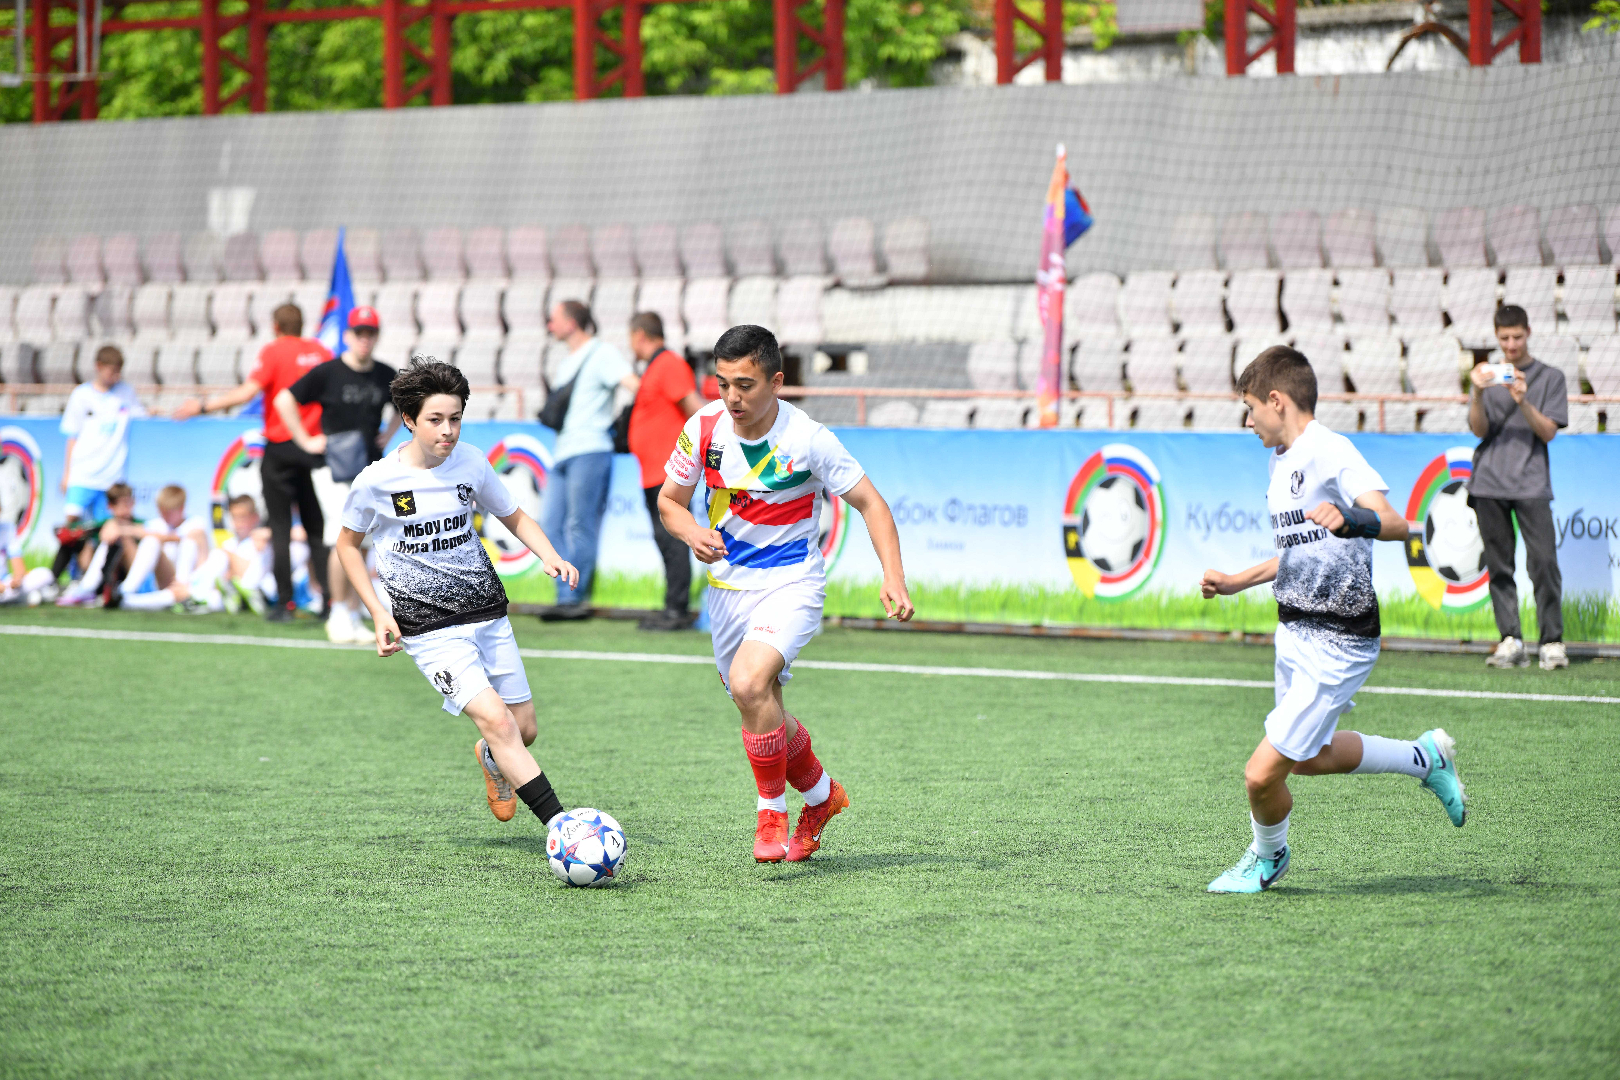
[1351,733,1430,778]
[757,794,787,813]
[1250,813,1289,858]
[120,587,176,610]
[124,535,162,589]
[802,771,832,807]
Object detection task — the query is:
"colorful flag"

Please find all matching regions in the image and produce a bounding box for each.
[1035,146,1068,428]
[317,227,356,357]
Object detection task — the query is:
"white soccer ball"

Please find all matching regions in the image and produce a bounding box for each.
[1424,482,1485,583]
[545,807,627,887]
[1079,475,1148,573]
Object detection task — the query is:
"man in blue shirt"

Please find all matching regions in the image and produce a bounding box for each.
[538,299,638,621]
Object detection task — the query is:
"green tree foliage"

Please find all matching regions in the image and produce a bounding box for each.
[0,0,970,122]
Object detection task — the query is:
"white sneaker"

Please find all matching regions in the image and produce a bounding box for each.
[325,609,355,643]
[1486,636,1529,668]
[1539,641,1569,671]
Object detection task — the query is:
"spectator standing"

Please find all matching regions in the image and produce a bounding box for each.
[60,346,144,524]
[274,305,400,643]
[1467,305,1569,671]
[626,312,704,631]
[537,300,638,621]
[175,303,332,621]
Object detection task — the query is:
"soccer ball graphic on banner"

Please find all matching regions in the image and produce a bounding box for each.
[1403,447,1489,611]
[1424,484,1486,584]
[1080,475,1148,573]
[546,808,627,887]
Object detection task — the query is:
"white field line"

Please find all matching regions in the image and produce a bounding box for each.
[2,623,1618,706]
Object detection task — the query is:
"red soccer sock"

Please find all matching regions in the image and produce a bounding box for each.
[784,719,824,794]
[741,723,787,803]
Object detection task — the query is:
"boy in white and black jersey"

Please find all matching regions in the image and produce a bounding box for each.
[1199,347,1467,894]
[658,325,914,863]
[336,359,581,829]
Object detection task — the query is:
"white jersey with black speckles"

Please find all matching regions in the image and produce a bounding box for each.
[341,441,517,637]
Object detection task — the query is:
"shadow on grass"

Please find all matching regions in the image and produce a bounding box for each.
[452,835,548,855]
[1280,875,1507,898]
[764,852,999,878]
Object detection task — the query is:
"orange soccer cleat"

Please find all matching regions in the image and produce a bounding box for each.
[475,738,517,822]
[753,809,790,863]
[786,780,848,862]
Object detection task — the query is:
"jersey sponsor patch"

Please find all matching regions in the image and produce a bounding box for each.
[676,430,693,455]
[391,491,417,516]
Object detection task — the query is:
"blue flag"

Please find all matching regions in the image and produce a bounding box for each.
[317,227,355,356]
[1064,188,1094,248]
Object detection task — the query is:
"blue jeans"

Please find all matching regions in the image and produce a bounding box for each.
[539,450,613,606]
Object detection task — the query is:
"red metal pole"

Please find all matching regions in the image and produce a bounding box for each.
[772,0,793,93]
[573,0,593,98]
[199,0,220,113]
[1224,0,1245,74]
[248,0,268,110]
[1043,0,1061,80]
[823,0,844,90]
[994,0,1013,84]
[1519,0,1539,61]
[432,0,453,103]
[1467,0,1490,65]
[1274,0,1295,73]
[382,0,403,106]
[622,0,642,96]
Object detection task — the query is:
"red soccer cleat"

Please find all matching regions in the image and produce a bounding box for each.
[786,780,848,862]
[475,738,517,822]
[753,809,790,862]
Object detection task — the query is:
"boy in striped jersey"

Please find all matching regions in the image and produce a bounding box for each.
[660,325,914,863]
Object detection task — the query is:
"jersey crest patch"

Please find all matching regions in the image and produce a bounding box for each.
[391,491,417,516]
[1289,470,1305,498]
[456,483,474,505]
[432,669,456,695]
[705,445,724,471]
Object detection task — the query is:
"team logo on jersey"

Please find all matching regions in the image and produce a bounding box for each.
[432,669,456,696]
[676,430,693,456]
[482,435,552,576]
[456,483,474,505]
[209,429,266,542]
[0,426,44,553]
[705,445,724,471]
[1403,447,1489,611]
[391,491,417,516]
[1061,444,1165,600]
[1289,470,1305,498]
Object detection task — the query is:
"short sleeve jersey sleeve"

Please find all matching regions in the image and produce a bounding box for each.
[1535,364,1570,428]
[289,362,332,406]
[665,413,701,486]
[1324,436,1387,507]
[59,386,91,436]
[808,426,864,497]
[472,455,518,519]
[340,474,379,537]
[592,346,632,390]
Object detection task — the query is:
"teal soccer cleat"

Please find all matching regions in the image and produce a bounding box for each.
[1418,728,1467,826]
[1207,845,1290,894]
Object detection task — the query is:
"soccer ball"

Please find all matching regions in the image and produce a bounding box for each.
[1424,482,1486,583]
[546,808,627,887]
[1079,475,1148,572]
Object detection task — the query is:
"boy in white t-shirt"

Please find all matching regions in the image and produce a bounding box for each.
[111,484,214,611]
[192,494,274,614]
[336,359,580,829]
[1199,346,1467,894]
[658,324,914,863]
[59,346,144,523]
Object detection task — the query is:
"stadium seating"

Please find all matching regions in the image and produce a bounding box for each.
[1226,270,1281,337]
[154,341,197,386]
[211,284,254,340]
[196,341,240,385]
[1503,267,1556,332]
[67,236,103,285]
[1,342,36,384]
[894,285,1015,344]
[1376,207,1428,268]
[460,282,505,342]
[638,277,686,351]
[417,282,463,343]
[184,233,223,283]
[1490,206,1543,267]
[423,227,465,281]
[52,287,92,341]
[1586,335,1620,396]
[679,223,726,279]
[775,277,823,345]
[503,280,548,343]
[36,341,78,384]
[1272,210,1323,269]
[261,230,302,283]
[829,218,885,289]
[104,235,142,287]
[303,228,341,284]
[1444,268,1500,348]
[1291,330,1348,393]
[780,220,827,278]
[728,221,776,277]
[592,278,638,345]
[31,237,67,285]
[867,399,920,427]
[1171,213,1218,271]
[552,226,594,278]
[1125,337,1184,429]
[636,224,682,279]
[1562,266,1618,343]
[290,283,327,333]
[1221,212,1270,271]
[920,398,974,428]
[729,276,777,332]
[1171,271,1226,335]
[1314,400,1361,432]
[171,285,212,342]
[507,226,550,281]
[454,341,500,386]
[1343,334,1404,394]
[822,287,894,343]
[1435,207,1487,269]
[593,224,637,278]
[966,340,1018,391]
[345,228,382,284]
[1334,268,1391,334]
[144,233,185,284]
[1324,209,1376,269]
[1281,269,1334,332]
[382,228,424,282]
[1545,205,1599,268]
[373,283,418,358]
[1405,334,1466,397]
[1489,334,1582,394]
[465,227,508,280]
[15,287,54,344]
[1180,334,1235,394]
[1067,273,1121,336]
[1120,272,1174,337]
[882,218,929,284]
[684,278,731,350]
[222,233,260,282]
[1389,269,1445,337]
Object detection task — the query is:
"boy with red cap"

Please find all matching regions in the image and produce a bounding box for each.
[276,305,401,642]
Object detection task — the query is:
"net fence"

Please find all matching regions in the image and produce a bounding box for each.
[1,58,1618,432]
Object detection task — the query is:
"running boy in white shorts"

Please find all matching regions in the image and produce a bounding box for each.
[658,324,914,863]
[1200,346,1467,894]
[335,358,580,829]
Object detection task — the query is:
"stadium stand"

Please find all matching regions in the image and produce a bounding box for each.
[882,218,930,284]
[1491,206,1544,267]
[466,226,508,280]
[1171,213,1218,272]
[1324,209,1376,269]
[1545,205,1599,268]
[1226,270,1281,337]
[1272,210,1323,270]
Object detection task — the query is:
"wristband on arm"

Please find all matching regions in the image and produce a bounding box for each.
[1333,505,1382,540]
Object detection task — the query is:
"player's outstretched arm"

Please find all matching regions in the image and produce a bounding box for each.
[497,509,579,588]
[840,477,914,622]
[1200,557,1278,599]
[657,479,727,563]
[1306,491,1409,542]
[335,527,402,656]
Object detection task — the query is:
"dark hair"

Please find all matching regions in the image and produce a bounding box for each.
[1237,345,1317,415]
[1494,304,1529,331]
[713,324,782,378]
[391,356,470,421]
[273,303,303,337]
[557,299,595,334]
[106,482,134,505]
[94,344,124,368]
[629,311,664,341]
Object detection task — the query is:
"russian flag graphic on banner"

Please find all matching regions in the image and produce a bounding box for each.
[317,227,356,356]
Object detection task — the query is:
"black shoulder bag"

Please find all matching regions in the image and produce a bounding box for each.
[538,341,596,431]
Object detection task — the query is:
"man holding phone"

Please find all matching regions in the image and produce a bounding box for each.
[1466,305,1569,671]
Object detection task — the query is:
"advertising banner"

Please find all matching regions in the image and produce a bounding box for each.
[2,417,1615,641]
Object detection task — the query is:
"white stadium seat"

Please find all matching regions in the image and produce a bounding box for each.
[775,277,825,345]
[973,398,1028,429]
[1389,269,1445,337]
[1120,272,1175,337]
[52,287,93,340]
[919,399,973,428]
[1405,334,1466,397]
[507,226,551,282]
[1324,208,1376,269]
[728,220,776,277]
[454,342,501,386]
[551,226,594,278]
[820,287,894,343]
[154,342,198,386]
[684,278,733,351]
[966,340,1018,390]
[1071,335,1126,393]
[1314,400,1361,433]
[1336,268,1390,335]
[1488,205,1543,267]
[1226,270,1282,337]
[635,224,682,279]
[1435,207,1487,269]
[381,228,423,282]
[170,285,212,343]
[460,282,505,343]
[1220,212,1270,271]
[1171,270,1227,336]
[1179,335,1234,395]
[729,277,778,334]
[1126,336,1180,396]
[466,227,508,281]
[867,399,920,427]
[893,286,1016,343]
[882,218,930,284]
[195,342,240,386]
[829,217,885,289]
[1585,335,1620,396]
[417,283,463,343]
[503,281,549,343]
[1170,212,1218,271]
[1503,267,1557,334]
[637,277,686,352]
[1343,334,1405,394]
[591,278,638,346]
[1272,210,1323,269]
[1545,204,1600,268]
[1444,268,1500,348]
[423,227,466,281]
[1561,266,1617,343]
[680,222,728,279]
[1376,207,1429,268]
[1067,272,1122,337]
[1290,330,1348,395]
[1281,269,1334,333]
[210,284,254,341]
[779,220,827,278]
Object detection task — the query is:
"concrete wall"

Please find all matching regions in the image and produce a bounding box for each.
[1,58,1616,284]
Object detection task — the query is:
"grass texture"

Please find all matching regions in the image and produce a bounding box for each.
[1,608,1618,1077]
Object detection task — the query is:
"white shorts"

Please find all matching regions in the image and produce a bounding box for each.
[312,467,360,548]
[708,575,825,695]
[401,616,532,716]
[1265,620,1380,761]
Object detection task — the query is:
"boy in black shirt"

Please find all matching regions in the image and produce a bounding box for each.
[275,305,400,642]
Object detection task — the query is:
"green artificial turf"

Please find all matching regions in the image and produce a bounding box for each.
[1,609,1617,1078]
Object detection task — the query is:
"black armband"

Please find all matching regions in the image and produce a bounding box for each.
[1334,505,1382,540]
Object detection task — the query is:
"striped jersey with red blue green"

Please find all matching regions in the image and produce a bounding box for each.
[665,399,864,590]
